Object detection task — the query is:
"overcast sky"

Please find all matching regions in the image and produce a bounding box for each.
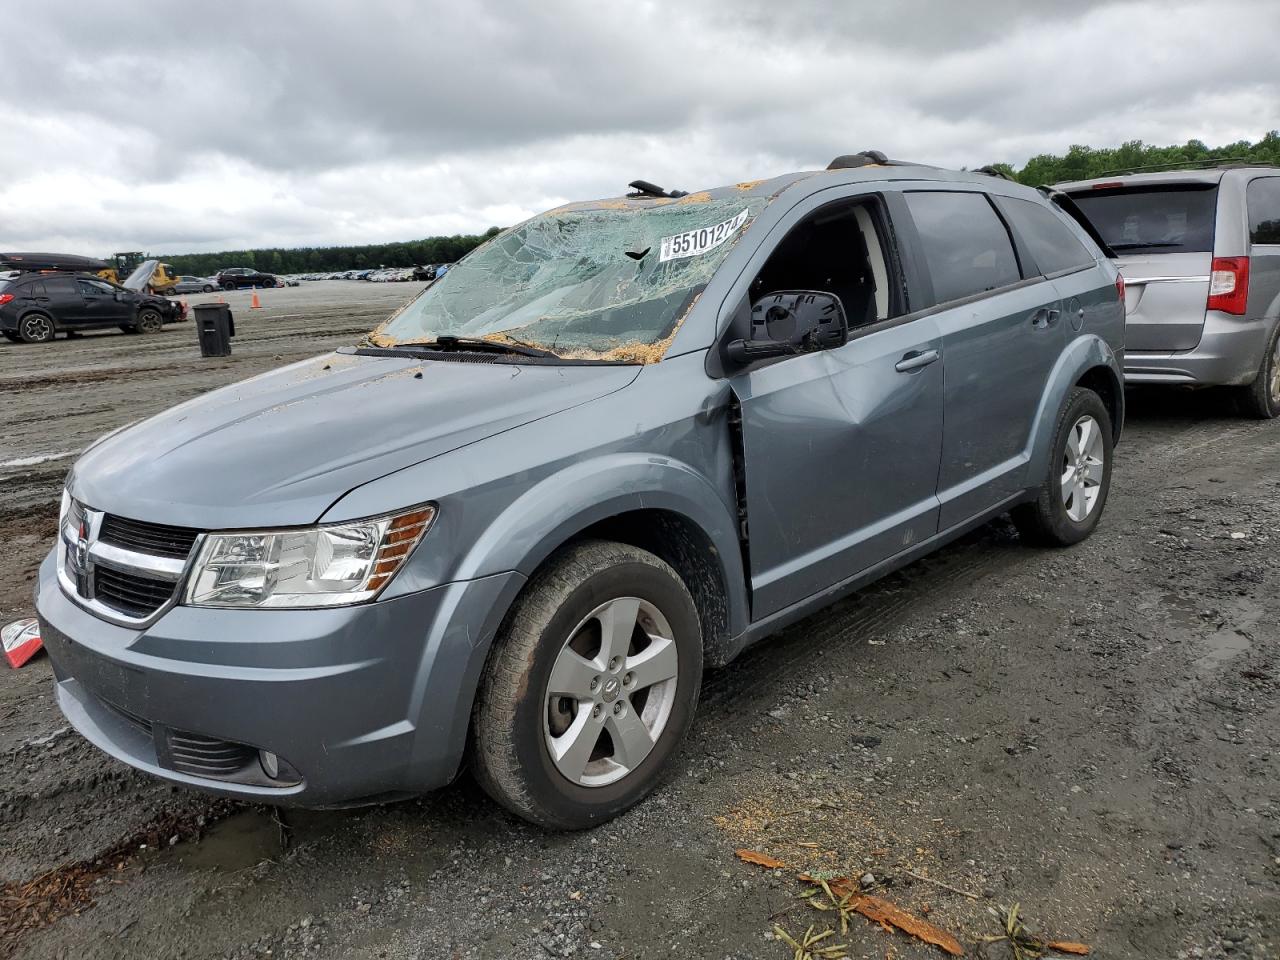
[2,0,1276,255]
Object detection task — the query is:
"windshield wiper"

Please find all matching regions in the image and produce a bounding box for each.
[378,335,558,359]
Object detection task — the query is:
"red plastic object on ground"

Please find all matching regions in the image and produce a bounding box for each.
[2,618,42,668]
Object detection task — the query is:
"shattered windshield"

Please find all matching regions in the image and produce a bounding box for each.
[367,195,770,362]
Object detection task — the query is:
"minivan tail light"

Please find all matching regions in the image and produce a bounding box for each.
[1207,257,1249,315]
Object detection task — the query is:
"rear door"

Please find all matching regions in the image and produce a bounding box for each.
[898,189,1065,529]
[1066,182,1218,351]
[41,276,84,325]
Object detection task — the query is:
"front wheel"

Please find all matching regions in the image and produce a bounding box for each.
[472,540,703,829]
[202,284,214,293]
[1237,322,1280,419]
[134,309,163,334]
[1012,387,1113,546]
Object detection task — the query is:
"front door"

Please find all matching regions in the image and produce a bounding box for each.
[733,319,946,618]
[77,278,131,327]
[726,194,945,620]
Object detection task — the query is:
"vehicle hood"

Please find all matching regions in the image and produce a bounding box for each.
[71,350,640,529]
[122,259,159,291]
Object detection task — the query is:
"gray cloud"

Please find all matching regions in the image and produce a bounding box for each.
[1,0,1276,253]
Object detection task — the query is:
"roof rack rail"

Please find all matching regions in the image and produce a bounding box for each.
[1097,157,1277,177]
[627,179,689,199]
[827,150,889,170]
[973,165,1016,181]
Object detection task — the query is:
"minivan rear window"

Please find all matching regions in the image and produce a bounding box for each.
[1067,184,1217,254]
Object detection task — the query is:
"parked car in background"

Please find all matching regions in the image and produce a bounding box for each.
[277,276,301,287]
[217,267,278,290]
[0,260,187,342]
[36,155,1123,828]
[1054,164,1280,418]
[164,275,217,295]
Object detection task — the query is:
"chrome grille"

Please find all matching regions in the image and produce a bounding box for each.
[59,502,202,626]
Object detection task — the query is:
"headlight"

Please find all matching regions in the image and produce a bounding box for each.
[185,505,435,609]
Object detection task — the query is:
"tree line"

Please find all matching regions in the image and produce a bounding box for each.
[153,133,1279,276]
[159,227,502,277]
[988,131,1280,185]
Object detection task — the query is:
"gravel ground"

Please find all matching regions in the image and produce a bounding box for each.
[1,283,1277,959]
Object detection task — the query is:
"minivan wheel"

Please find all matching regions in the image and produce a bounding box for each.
[18,313,55,343]
[1238,322,1280,419]
[135,309,163,334]
[1012,387,1113,547]
[472,540,703,830]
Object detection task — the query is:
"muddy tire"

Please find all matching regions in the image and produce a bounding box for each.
[1012,387,1113,547]
[1237,321,1280,419]
[472,540,703,830]
[135,309,163,334]
[17,312,55,344]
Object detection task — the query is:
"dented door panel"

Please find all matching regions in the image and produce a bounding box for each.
[732,319,945,619]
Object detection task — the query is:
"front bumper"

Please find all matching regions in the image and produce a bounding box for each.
[1124,312,1275,387]
[35,550,522,806]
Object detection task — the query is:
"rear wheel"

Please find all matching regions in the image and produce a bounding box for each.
[18,313,55,344]
[202,284,214,293]
[158,288,176,297]
[472,540,703,829]
[1237,322,1280,419]
[1012,387,1113,546]
[135,309,163,334]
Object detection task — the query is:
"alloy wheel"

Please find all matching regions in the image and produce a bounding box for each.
[543,596,679,788]
[1060,414,1105,522]
[20,315,53,342]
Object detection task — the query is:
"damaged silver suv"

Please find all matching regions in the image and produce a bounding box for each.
[37,154,1125,828]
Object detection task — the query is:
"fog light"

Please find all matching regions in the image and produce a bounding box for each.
[259,750,280,779]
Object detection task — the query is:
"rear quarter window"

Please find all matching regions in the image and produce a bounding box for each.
[1247,178,1280,245]
[998,197,1096,275]
[904,191,1021,305]
[1067,183,1217,254]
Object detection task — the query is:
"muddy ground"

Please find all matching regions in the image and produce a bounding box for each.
[0,282,1276,960]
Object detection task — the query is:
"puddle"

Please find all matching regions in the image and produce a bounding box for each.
[1195,626,1252,671]
[176,810,283,872]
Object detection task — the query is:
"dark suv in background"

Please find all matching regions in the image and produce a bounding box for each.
[0,269,185,343]
[217,268,278,290]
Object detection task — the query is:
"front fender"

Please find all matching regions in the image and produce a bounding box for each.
[1027,334,1124,479]
[453,452,749,637]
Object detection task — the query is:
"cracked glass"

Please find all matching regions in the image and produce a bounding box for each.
[368,197,770,361]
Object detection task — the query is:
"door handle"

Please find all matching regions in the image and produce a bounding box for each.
[895,349,940,372]
[1031,307,1060,329]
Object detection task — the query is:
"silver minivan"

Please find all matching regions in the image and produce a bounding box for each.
[1054,165,1280,417]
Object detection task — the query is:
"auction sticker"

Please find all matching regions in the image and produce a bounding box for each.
[659,208,750,262]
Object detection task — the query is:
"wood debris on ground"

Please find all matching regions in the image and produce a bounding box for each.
[981,903,1092,958]
[736,849,787,869]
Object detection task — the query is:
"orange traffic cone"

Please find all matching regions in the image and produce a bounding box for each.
[250,287,261,309]
[217,294,225,304]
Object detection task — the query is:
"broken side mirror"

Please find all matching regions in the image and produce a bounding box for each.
[726,291,848,366]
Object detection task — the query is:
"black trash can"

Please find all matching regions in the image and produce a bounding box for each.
[193,303,235,357]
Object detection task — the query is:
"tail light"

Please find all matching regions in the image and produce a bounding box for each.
[1207,257,1249,315]
[1115,274,1125,307]
[0,293,13,306]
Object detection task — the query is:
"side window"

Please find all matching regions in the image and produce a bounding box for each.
[77,279,114,296]
[904,192,1021,305]
[749,199,900,329]
[999,197,1096,275]
[1248,178,1280,245]
[43,277,78,297]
